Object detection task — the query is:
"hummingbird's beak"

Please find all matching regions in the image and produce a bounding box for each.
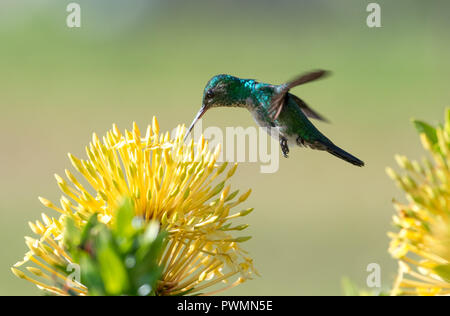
[184,104,208,142]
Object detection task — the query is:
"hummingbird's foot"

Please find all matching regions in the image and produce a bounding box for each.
[296,136,305,147]
[280,137,289,158]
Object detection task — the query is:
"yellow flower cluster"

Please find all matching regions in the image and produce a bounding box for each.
[12,117,257,296]
[387,110,450,295]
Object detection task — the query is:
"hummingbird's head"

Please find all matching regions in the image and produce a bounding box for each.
[202,74,246,109]
[185,74,250,140]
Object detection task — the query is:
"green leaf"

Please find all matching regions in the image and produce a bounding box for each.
[64,203,169,296]
[97,233,130,295]
[79,254,105,296]
[113,198,135,239]
[63,216,81,252]
[133,226,166,292]
[136,229,166,271]
[413,120,438,145]
[80,213,99,248]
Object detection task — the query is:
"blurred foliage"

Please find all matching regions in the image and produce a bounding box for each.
[387,109,450,295]
[64,199,166,296]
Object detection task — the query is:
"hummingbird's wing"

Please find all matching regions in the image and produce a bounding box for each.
[284,70,329,90]
[268,70,329,120]
[290,94,329,123]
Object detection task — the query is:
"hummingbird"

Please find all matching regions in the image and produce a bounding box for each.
[185,70,364,167]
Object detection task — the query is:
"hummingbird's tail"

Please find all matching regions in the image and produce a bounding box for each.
[325,143,364,167]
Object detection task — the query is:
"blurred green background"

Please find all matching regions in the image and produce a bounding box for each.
[1,0,449,295]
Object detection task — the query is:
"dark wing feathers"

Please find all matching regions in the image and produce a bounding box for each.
[268,70,329,120]
[268,93,286,121]
[285,70,329,90]
[290,94,329,123]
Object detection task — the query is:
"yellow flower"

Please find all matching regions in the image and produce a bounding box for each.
[12,117,257,296]
[387,109,450,296]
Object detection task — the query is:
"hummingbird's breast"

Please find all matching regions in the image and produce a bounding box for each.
[243,83,290,140]
[248,100,290,143]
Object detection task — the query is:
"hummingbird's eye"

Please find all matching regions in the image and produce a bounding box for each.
[206,89,214,99]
